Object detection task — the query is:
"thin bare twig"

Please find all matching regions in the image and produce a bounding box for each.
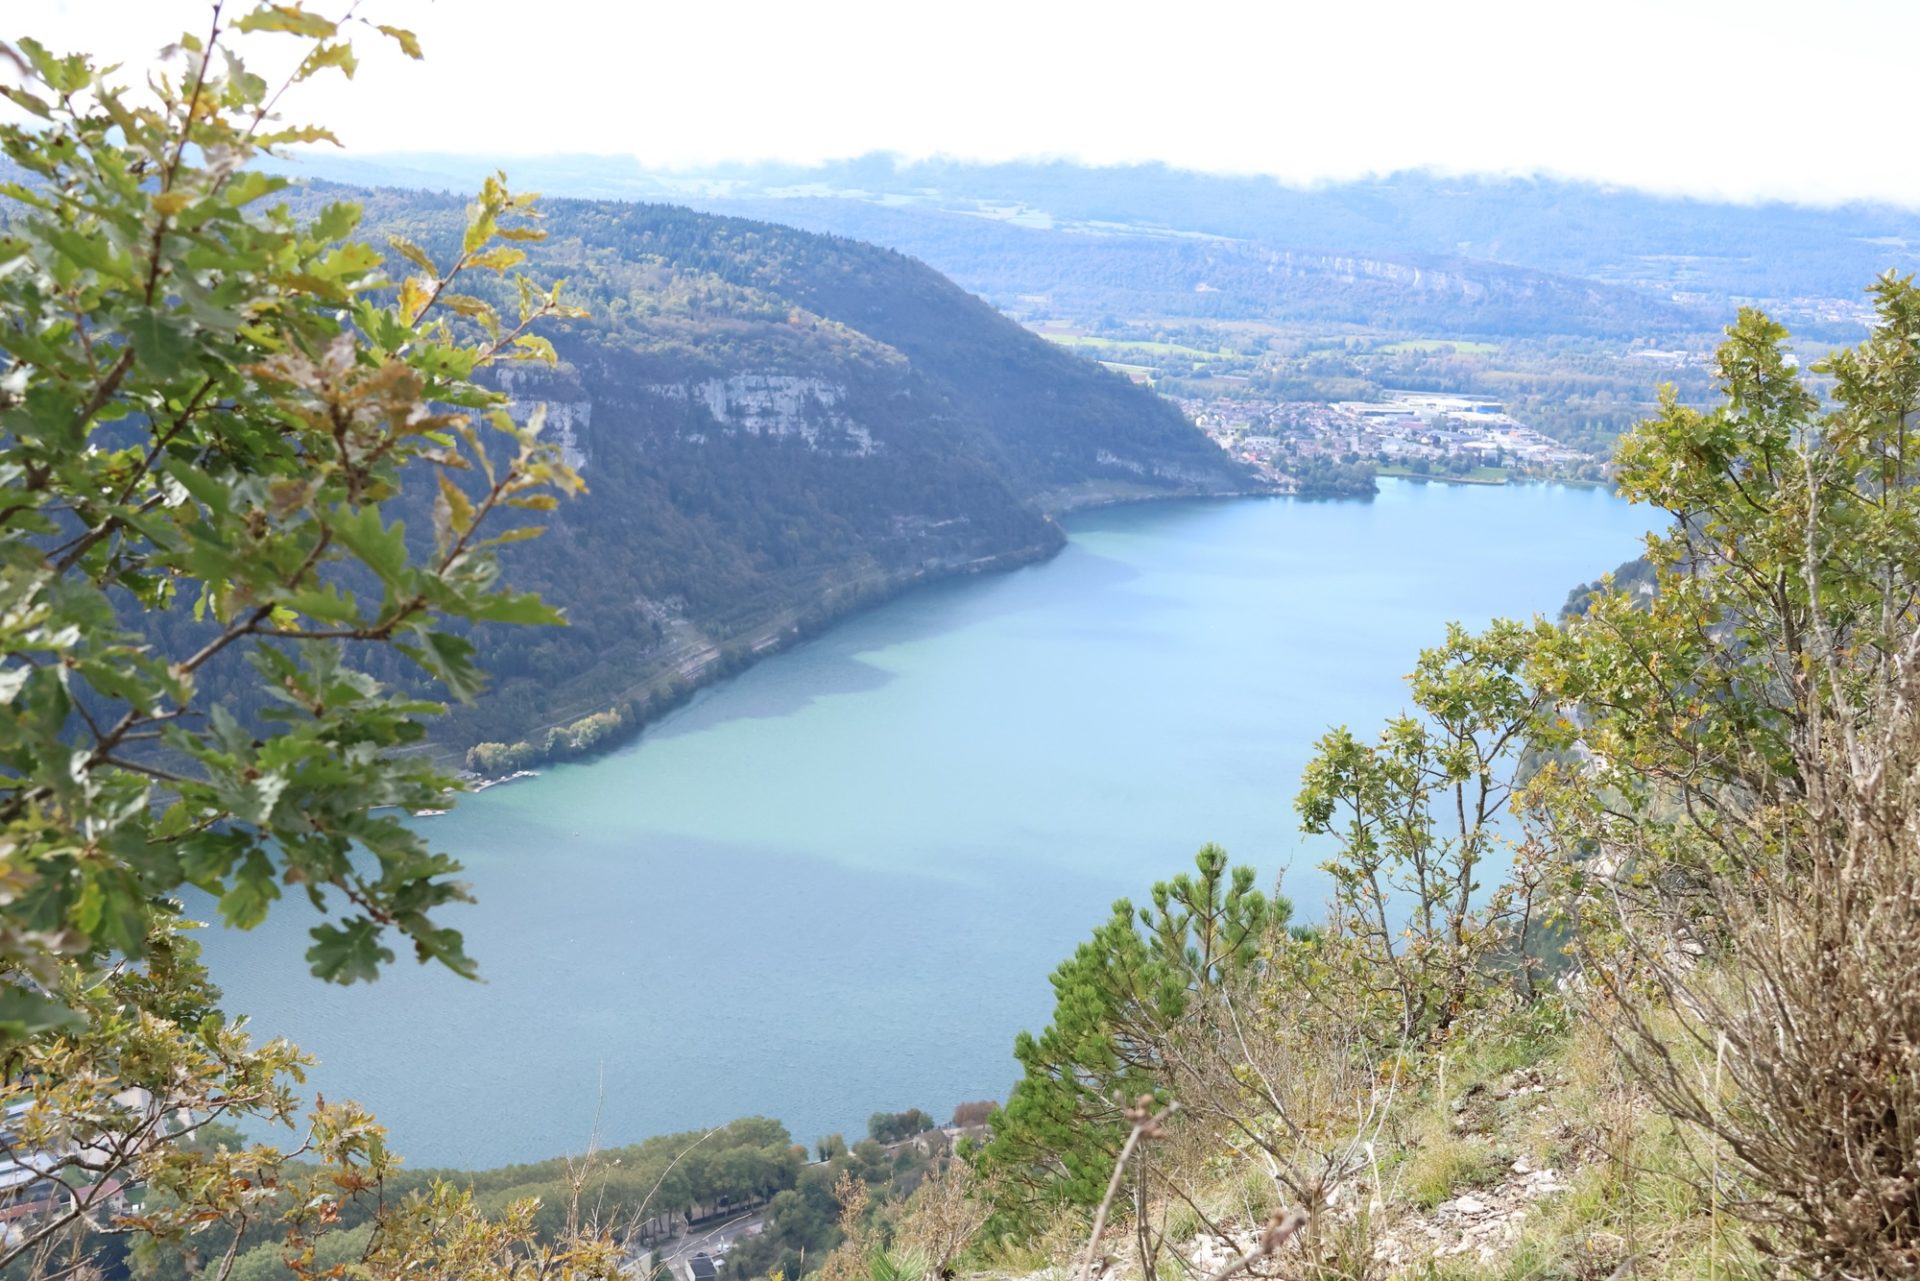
[1078,1098,1176,1281]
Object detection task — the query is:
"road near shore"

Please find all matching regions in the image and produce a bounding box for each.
[639,1210,767,1281]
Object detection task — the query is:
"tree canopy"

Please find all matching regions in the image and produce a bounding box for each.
[0,11,617,1279]
[979,846,1278,1223]
[0,8,584,1035]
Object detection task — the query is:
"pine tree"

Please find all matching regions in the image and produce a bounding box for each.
[979,845,1278,1226]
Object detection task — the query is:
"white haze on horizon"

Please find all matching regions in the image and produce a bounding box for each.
[12,0,1920,211]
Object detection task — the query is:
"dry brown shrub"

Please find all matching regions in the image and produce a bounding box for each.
[812,1173,876,1281]
[1597,601,1920,1278]
[1076,943,1404,1281]
[892,1158,991,1275]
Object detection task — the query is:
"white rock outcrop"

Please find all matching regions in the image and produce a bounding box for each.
[525,399,592,470]
[647,374,875,454]
[494,367,592,471]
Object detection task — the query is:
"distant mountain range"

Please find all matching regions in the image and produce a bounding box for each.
[270,155,1920,342]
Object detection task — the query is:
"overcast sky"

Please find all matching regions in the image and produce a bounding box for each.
[15,0,1920,208]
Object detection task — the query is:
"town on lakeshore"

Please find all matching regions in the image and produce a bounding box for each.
[1183,390,1604,490]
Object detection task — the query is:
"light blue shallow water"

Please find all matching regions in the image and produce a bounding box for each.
[201,480,1660,1168]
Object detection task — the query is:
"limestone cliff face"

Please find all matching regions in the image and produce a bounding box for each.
[494,366,593,471]
[493,365,890,466]
[532,400,593,470]
[1265,249,1494,298]
[1094,448,1238,487]
[643,373,877,455]
[492,354,1247,497]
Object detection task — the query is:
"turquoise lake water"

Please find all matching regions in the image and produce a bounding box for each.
[201,480,1661,1169]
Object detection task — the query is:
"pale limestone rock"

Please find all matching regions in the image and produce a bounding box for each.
[646,373,876,455]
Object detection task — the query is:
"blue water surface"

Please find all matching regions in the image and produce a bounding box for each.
[202,480,1660,1167]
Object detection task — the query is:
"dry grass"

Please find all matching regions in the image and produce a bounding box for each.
[955,997,1780,1281]
[1399,1132,1504,1212]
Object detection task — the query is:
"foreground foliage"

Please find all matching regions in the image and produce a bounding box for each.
[1527,277,1920,1279]
[0,9,584,1025]
[980,846,1276,1224]
[0,8,621,1280]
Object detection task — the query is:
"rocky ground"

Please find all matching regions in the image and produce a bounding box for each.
[1052,1064,1617,1281]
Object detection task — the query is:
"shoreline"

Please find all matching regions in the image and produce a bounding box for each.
[446,530,1068,783]
[449,473,1618,789]
[449,481,1286,785]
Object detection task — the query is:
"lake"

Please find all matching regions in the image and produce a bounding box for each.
[201,480,1661,1169]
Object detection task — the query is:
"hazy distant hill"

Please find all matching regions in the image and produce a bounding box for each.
[271,154,1920,342]
[692,157,1920,306]
[672,197,1706,340]
[294,188,1253,751]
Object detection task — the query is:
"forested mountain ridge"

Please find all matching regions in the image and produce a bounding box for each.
[695,158,1920,311]
[315,187,1258,754]
[677,199,1712,340]
[272,153,1920,341]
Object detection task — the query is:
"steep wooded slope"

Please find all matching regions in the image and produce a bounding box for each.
[302,188,1255,749]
